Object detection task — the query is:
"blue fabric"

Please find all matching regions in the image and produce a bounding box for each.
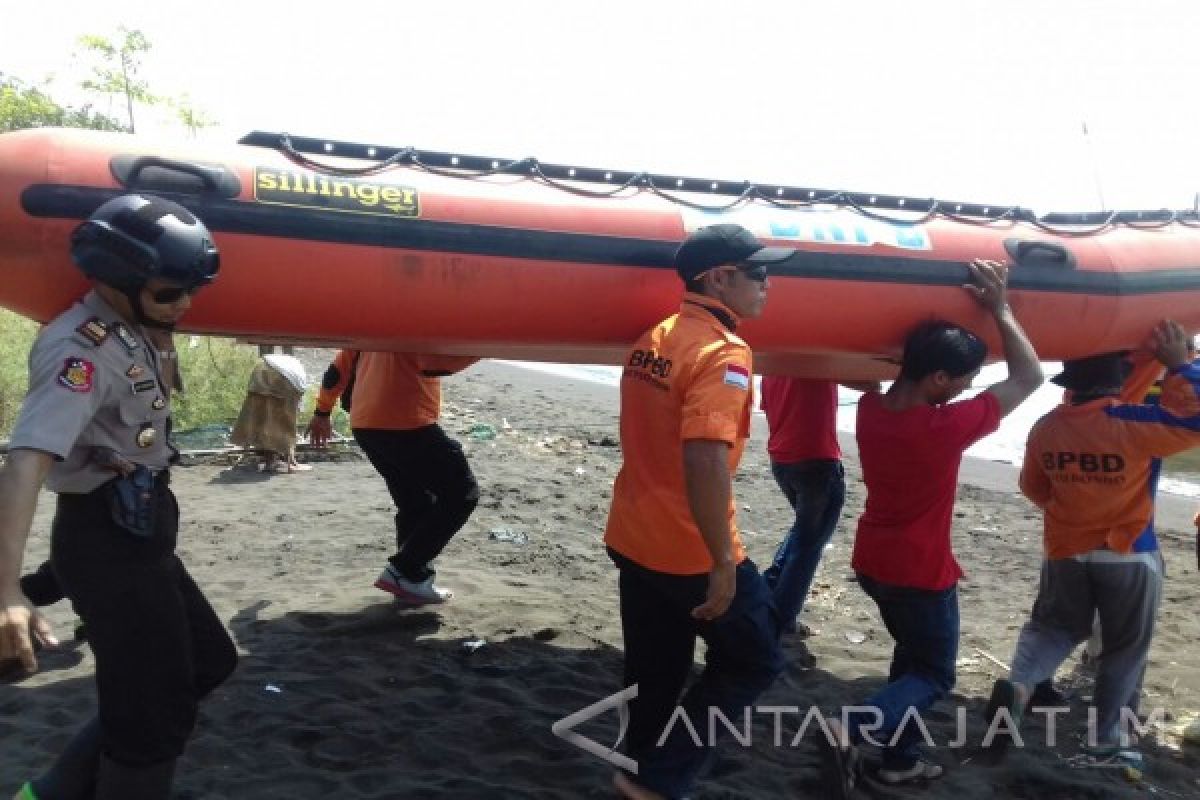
[763,459,846,628]
[846,575,959,770]
[1132,457,1161,553]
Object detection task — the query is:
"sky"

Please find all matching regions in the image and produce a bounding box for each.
[3,0,1200,212]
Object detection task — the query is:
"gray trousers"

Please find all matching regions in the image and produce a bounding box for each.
[1009,549,1162,745]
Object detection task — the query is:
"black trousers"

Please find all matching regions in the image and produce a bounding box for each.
[352,424,480,577]
[51,477,237,766]
[610,549,784,798]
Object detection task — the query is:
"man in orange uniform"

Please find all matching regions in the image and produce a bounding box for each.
[308,351,479,604]
[989,320,1200,760]
[605,224,791,800]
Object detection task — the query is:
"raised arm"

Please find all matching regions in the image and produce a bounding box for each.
[964,259,1044,417]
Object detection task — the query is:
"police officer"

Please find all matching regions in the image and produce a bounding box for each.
[0,194,236,799]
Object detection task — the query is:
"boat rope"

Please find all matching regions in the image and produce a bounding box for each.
[241,131,1200,237]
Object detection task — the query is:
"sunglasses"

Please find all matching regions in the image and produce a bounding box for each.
[713,264,769,283]
[146,285,200,304]
[738,264,769,282]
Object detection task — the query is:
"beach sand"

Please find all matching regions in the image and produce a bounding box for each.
[8,360,1200,798]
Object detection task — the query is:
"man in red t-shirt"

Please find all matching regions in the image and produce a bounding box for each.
[821,260,1042,795]
[760,377,877,645]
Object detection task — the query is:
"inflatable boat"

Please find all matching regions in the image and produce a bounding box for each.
[1,127,1198,379]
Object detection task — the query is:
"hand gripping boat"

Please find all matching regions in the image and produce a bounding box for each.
[2,127,1198,378]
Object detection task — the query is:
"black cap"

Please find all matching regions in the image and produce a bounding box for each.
[1051,352,1129,393]
[674,224,795,281]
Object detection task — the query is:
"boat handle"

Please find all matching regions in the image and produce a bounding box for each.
[1003,239,1076,269]
[110,155,241,197]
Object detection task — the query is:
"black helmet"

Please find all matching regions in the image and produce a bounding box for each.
[70,194,220,292]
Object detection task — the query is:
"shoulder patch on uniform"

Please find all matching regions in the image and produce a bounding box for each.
[723,364,750,390]
[58,357,95,393]
[75,317,109,346]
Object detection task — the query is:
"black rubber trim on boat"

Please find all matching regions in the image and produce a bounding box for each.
[21,184,1200,297]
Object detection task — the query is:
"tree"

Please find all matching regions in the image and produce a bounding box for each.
[0,72,125,133]
[170,94,215,138]
[77,26,157,133]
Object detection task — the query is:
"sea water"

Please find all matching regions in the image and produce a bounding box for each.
[502,360,1200,500]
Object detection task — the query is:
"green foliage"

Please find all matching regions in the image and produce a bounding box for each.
[3,29,217,137]
[77,26,157,133]
[299,389,351,436]
[0,73,126,132]
[169,94,214,138]
[172,337,260,431]
[0,310,39,434]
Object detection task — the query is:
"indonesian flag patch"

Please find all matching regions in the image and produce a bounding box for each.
[58,357,95,393]
[723,364,750,390]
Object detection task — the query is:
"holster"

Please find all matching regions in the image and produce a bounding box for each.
[105,466,159,538]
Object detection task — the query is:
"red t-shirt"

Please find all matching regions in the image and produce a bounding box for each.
[852,391,1001,590]
[760,377,840,462]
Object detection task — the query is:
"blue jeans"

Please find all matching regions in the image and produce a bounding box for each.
[610,550,784,799]
[846,575,958,770]
[762,459,845,629]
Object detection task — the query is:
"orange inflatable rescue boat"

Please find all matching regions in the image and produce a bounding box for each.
[1,127,1199,378]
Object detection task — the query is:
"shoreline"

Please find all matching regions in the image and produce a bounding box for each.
[491,359,1199,535]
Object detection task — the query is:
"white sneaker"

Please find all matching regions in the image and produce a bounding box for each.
[374,565,453,605]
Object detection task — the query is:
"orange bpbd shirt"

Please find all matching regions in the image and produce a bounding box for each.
[604,293,754,575]
[1020,361,1200,558]
[316,350,477,430]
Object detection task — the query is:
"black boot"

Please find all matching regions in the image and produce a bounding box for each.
[95,755,176,800]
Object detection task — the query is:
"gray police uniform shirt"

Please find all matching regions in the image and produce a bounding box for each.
[9,291,174,494]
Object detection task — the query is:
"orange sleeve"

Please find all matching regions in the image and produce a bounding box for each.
[1119,350,1163,403]
[418,355,479,377]
[680,344,752,443]
[315,349,356,414]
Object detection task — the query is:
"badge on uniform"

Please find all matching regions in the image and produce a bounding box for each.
[151,396,166,410]
[133,379,157,394]
[75,317,109,346]
[126,364,146,379]
[136,423,157,448]
[723,364,750,390]
[112,323,141,353]
[57,357,95,393]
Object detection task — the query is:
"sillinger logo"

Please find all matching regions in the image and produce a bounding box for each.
[552,684,638,773]
[254,167,419,217]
